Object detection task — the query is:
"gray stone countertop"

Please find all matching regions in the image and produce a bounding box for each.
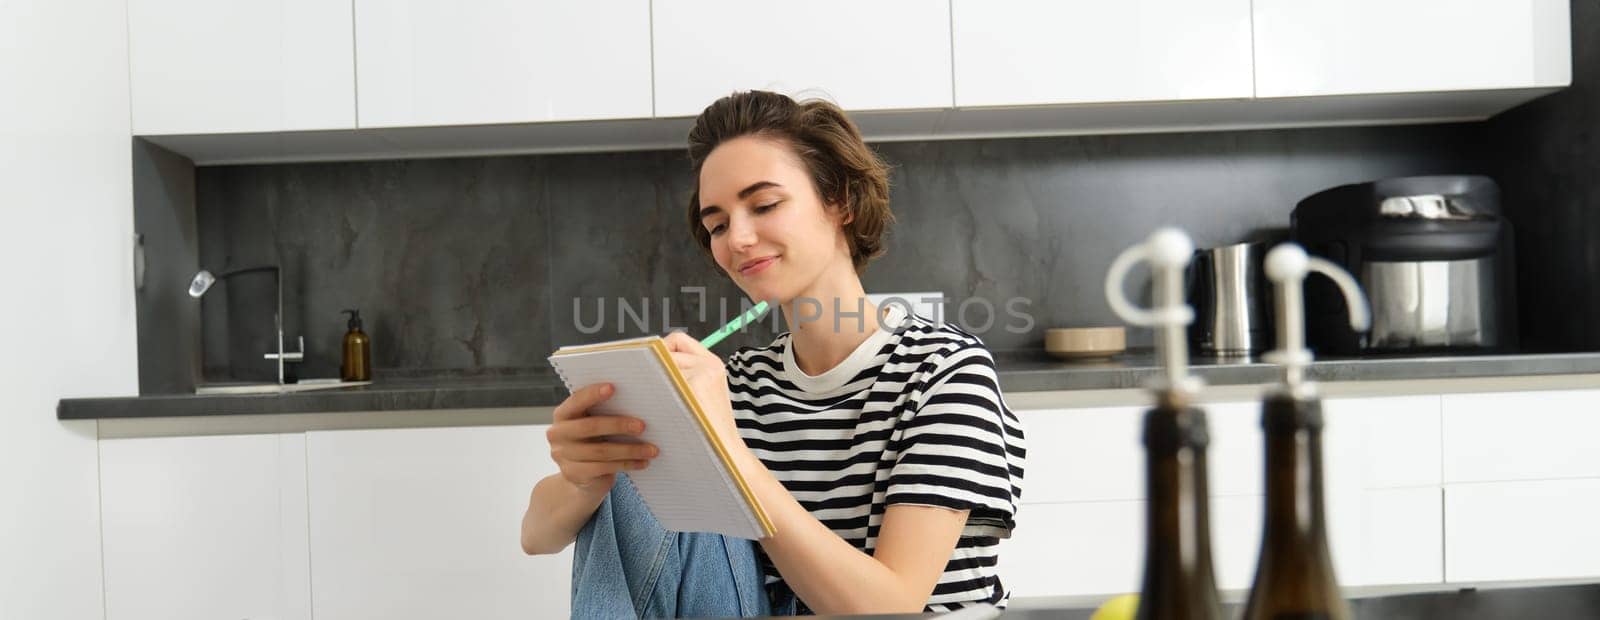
[56,350,1600,420]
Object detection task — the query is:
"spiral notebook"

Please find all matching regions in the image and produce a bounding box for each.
[548,336,775,540]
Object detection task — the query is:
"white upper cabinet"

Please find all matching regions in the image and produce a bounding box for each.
[129,0,1574,162]
[128,0,356,135]
[1253,0,1572,98]
[354,0,652,128]
[952,0,1253,107]
[651,0,954,118]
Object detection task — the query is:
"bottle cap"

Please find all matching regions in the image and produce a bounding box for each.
[1262,243,1370,398]
[342,309,363,330]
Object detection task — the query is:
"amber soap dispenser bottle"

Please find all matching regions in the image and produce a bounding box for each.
[341,309,372,382]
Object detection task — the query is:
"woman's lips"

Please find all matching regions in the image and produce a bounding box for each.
[739,256,778,276]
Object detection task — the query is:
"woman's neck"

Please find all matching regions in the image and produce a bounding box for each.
[781,265,883,377]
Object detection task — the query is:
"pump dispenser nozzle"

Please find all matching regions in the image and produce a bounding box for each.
[1106,228,1203,405]
[1109,228,1226,619]
[1262,244,1370,398]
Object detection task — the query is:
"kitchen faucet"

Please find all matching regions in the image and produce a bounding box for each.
[188,265,304,385]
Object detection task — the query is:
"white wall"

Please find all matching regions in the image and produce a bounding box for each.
[0,1,137,618]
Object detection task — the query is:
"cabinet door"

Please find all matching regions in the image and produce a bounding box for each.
[100,434,311,620]
[1253,0,1572,98]
[1339,487,1444,587]
[128,0,355,135]
[952,0,1252,107]
[1442,389,1600,483]
[1017,402,1261,504]
[1323,395,1442,489]
[999,501,1143,598]
[1446,478,1600,582]
[354,0,652,128]
[306,425,569,620]
[652,0,953,118]
[1015,407,1143,504]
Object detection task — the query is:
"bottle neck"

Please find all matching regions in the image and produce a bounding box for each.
[1243,394,1351,620]
[1139,406,1222,619]
[1260,395,1332,549]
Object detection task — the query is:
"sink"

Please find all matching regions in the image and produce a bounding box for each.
[195,378,372,395]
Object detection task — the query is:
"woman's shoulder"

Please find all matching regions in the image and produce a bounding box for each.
[892,314,997,366]
[724,332,791,371]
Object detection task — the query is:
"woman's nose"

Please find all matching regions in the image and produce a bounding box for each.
[726,214,758,249]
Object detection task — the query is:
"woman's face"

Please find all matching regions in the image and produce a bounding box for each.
[696,135,851,305]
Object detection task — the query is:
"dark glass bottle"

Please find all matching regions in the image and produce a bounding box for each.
[1137,403,1224,620]
[340,309,371,382]
[1242,393,1352,620]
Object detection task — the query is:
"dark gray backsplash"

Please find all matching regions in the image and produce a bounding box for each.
[193,122,1492,382]
[133,141,201,394]
[866,128,1486,352]
[1486,0,1600,352]
[197,157,554,381]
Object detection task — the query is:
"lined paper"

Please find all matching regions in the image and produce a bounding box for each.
[550,340,768,539]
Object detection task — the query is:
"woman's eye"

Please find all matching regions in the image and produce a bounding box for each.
[709,223,726,236]
[755,202,780,213]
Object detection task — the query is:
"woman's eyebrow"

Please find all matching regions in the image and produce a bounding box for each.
[737,180,781,199]
[699,181,784,219]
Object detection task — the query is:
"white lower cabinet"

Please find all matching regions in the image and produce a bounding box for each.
[100,433,312,620]
[1330,486,1444,587]
[99,387,1597,612]
[1443,389,1600,483]
[996,496,1263,599]
[1014,407,1144,504]
[1437,389,1600,584]
[1000,500,1143,598]
[1002,487,1442,601]
[305,424,569,620]
[1445,478,1600,583]
[1007,395,1445,601]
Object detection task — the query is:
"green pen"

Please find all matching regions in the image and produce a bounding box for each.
[699,301,771,349]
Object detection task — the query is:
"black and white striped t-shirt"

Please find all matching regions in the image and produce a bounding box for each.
[726,304,1027,612]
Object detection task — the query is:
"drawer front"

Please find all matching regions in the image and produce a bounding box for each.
[1445,478,1600,582]
[1018,403,1262,504]
[1443,389,1600,483]
[1000,501,1142,598]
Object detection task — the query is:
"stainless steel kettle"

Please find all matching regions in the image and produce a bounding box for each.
[1188,241,1274,356]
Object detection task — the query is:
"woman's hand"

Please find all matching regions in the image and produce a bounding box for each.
[546,383,659,494]
[661,332,740,444]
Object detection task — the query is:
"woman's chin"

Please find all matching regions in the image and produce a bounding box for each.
[742,288,782,306]
[732,284,787,308]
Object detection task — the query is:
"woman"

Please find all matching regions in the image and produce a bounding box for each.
[521,90,1025,617]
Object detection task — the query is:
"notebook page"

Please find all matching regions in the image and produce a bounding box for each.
[550,344,764,539]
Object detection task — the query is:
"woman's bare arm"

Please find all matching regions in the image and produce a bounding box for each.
[521,383,657,555]
[521,472,612,555]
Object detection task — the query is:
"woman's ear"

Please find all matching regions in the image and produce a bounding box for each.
[829,197,855,227]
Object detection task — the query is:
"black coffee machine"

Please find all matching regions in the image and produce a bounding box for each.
[1291,175,1517,355]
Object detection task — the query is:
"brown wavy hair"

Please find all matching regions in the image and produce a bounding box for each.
[686,90,893,273]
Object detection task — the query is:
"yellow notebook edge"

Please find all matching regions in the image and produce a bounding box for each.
[550,338,777,539]
[648,339,777,539]
[553,337,660,356]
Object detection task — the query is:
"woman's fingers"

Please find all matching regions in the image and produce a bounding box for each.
[553,383,612,422]
[668,351,699,372]
[564,441,659,463]
[661,331,707,355]
[550,414,645,443]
